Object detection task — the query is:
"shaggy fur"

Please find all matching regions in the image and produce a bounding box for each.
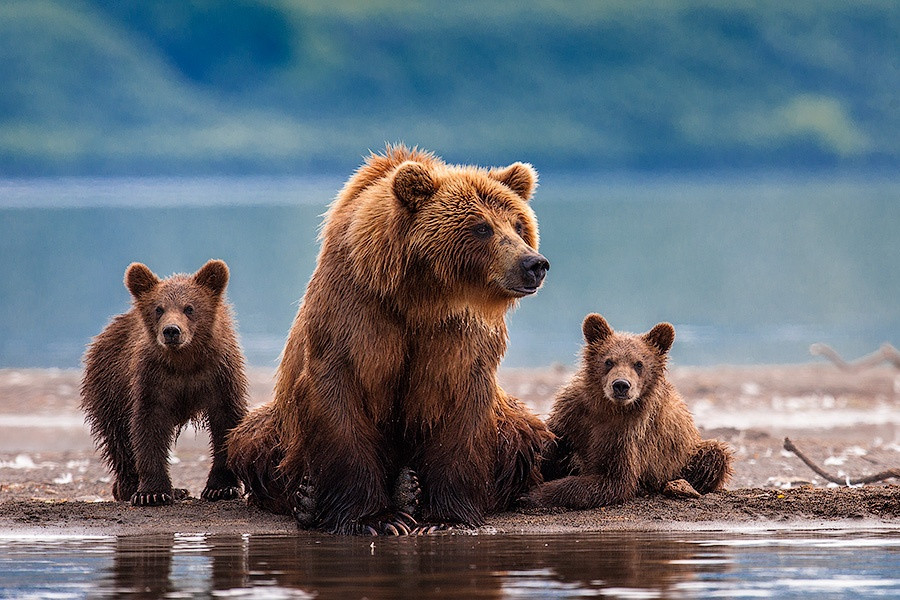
[81,260,248,506]
[525,313,732,509]
[228,145,552,534]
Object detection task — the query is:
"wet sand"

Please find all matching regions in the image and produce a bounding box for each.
[0,364,898,535]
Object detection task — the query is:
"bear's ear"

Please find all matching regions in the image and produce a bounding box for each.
[490,162,538,201]
[582,313,613,345]
[393,161,437,211]
[193,259,229,297]
[643,322,675,355]
[125,263,159,299]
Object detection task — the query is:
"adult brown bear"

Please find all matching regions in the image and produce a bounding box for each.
[228,146,551,534]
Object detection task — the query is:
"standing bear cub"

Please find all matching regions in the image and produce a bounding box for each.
[524,314,732,509]
[81,259,248,506]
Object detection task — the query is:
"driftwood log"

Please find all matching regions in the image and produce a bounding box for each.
[809,342,900,371]
[783,437,900,485]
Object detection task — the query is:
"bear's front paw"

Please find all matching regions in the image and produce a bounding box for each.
[392,466,421,517]
[201,486,241,501]
[292,476,317,528]
[131,491,175,506]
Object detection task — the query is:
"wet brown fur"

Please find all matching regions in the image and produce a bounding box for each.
[81,260,249,505]
[227,145,552,533]
[526,314,732,509]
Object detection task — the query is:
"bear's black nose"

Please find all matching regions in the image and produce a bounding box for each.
[612,379,631,397]
[163,325,181,344]
[521,253,550,287]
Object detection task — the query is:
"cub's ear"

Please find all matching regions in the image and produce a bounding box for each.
[644,322,675,355]
[393,161,437,211]
[582,313,613,345]
[490,162,538,201]
[125,263,159,299]
[194,259,229,297]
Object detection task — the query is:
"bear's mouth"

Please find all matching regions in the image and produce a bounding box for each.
[508,285,540,297]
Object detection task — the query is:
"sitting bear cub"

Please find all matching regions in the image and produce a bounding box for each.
[524,313,732,509]
[81,260,248,506]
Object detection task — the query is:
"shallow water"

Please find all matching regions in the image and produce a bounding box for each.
[0,530,898,599]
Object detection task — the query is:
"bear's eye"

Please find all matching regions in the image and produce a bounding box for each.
[184,306,194,317]
[604,359,614,369]
[155,306,164,318]
[515,221,524,238]
[634,361,644,375]
[473,223,493,239]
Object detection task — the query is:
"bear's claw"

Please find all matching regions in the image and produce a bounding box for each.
[336,511,418,536]
[130,487,189,506]
[201,486,240,501]
[410,523,456,535]
[131,491,173,506]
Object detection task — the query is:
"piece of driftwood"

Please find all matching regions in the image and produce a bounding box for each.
[882,343,900,368]
[783,437,900,485]
[809,342,900,371]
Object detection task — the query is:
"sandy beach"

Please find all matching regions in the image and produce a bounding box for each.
[0,364,897,535]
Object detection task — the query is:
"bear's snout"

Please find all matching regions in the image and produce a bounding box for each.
[611,379,631,398]
[520,253,550,290]
[162,325,182,346]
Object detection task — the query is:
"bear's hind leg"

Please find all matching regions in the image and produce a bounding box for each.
[681,439,734,494]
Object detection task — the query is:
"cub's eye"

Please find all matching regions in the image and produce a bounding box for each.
[634,361,644,374]
[155,306,164,317]
[184,306,194,317]
[515,221,524,237]
[604,359,614,369]
[473,223,493,239]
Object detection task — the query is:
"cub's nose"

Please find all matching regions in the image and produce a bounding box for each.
[521,253,550,287]
[612,379,631,397]
[162,325,181,345]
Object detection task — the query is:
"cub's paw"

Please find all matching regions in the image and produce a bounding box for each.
[514,490,543,510]
[131,491,174,506]
[392,466,422,517]
[292,476,317,528]
[173,488,189,500]
[201,486,241,501]
[662,478,701,499]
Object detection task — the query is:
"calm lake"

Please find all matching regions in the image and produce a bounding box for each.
[0,174,897,368]
[1,529,898,599]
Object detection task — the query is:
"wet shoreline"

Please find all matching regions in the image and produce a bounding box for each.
[0,364,897,535]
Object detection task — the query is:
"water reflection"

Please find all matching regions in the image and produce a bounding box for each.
[105,532,727,599]
[0,530,897,598]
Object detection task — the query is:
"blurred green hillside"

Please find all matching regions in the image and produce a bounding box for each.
[1,0,897,175]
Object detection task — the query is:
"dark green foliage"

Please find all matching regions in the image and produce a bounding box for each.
[1,0,897,174]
